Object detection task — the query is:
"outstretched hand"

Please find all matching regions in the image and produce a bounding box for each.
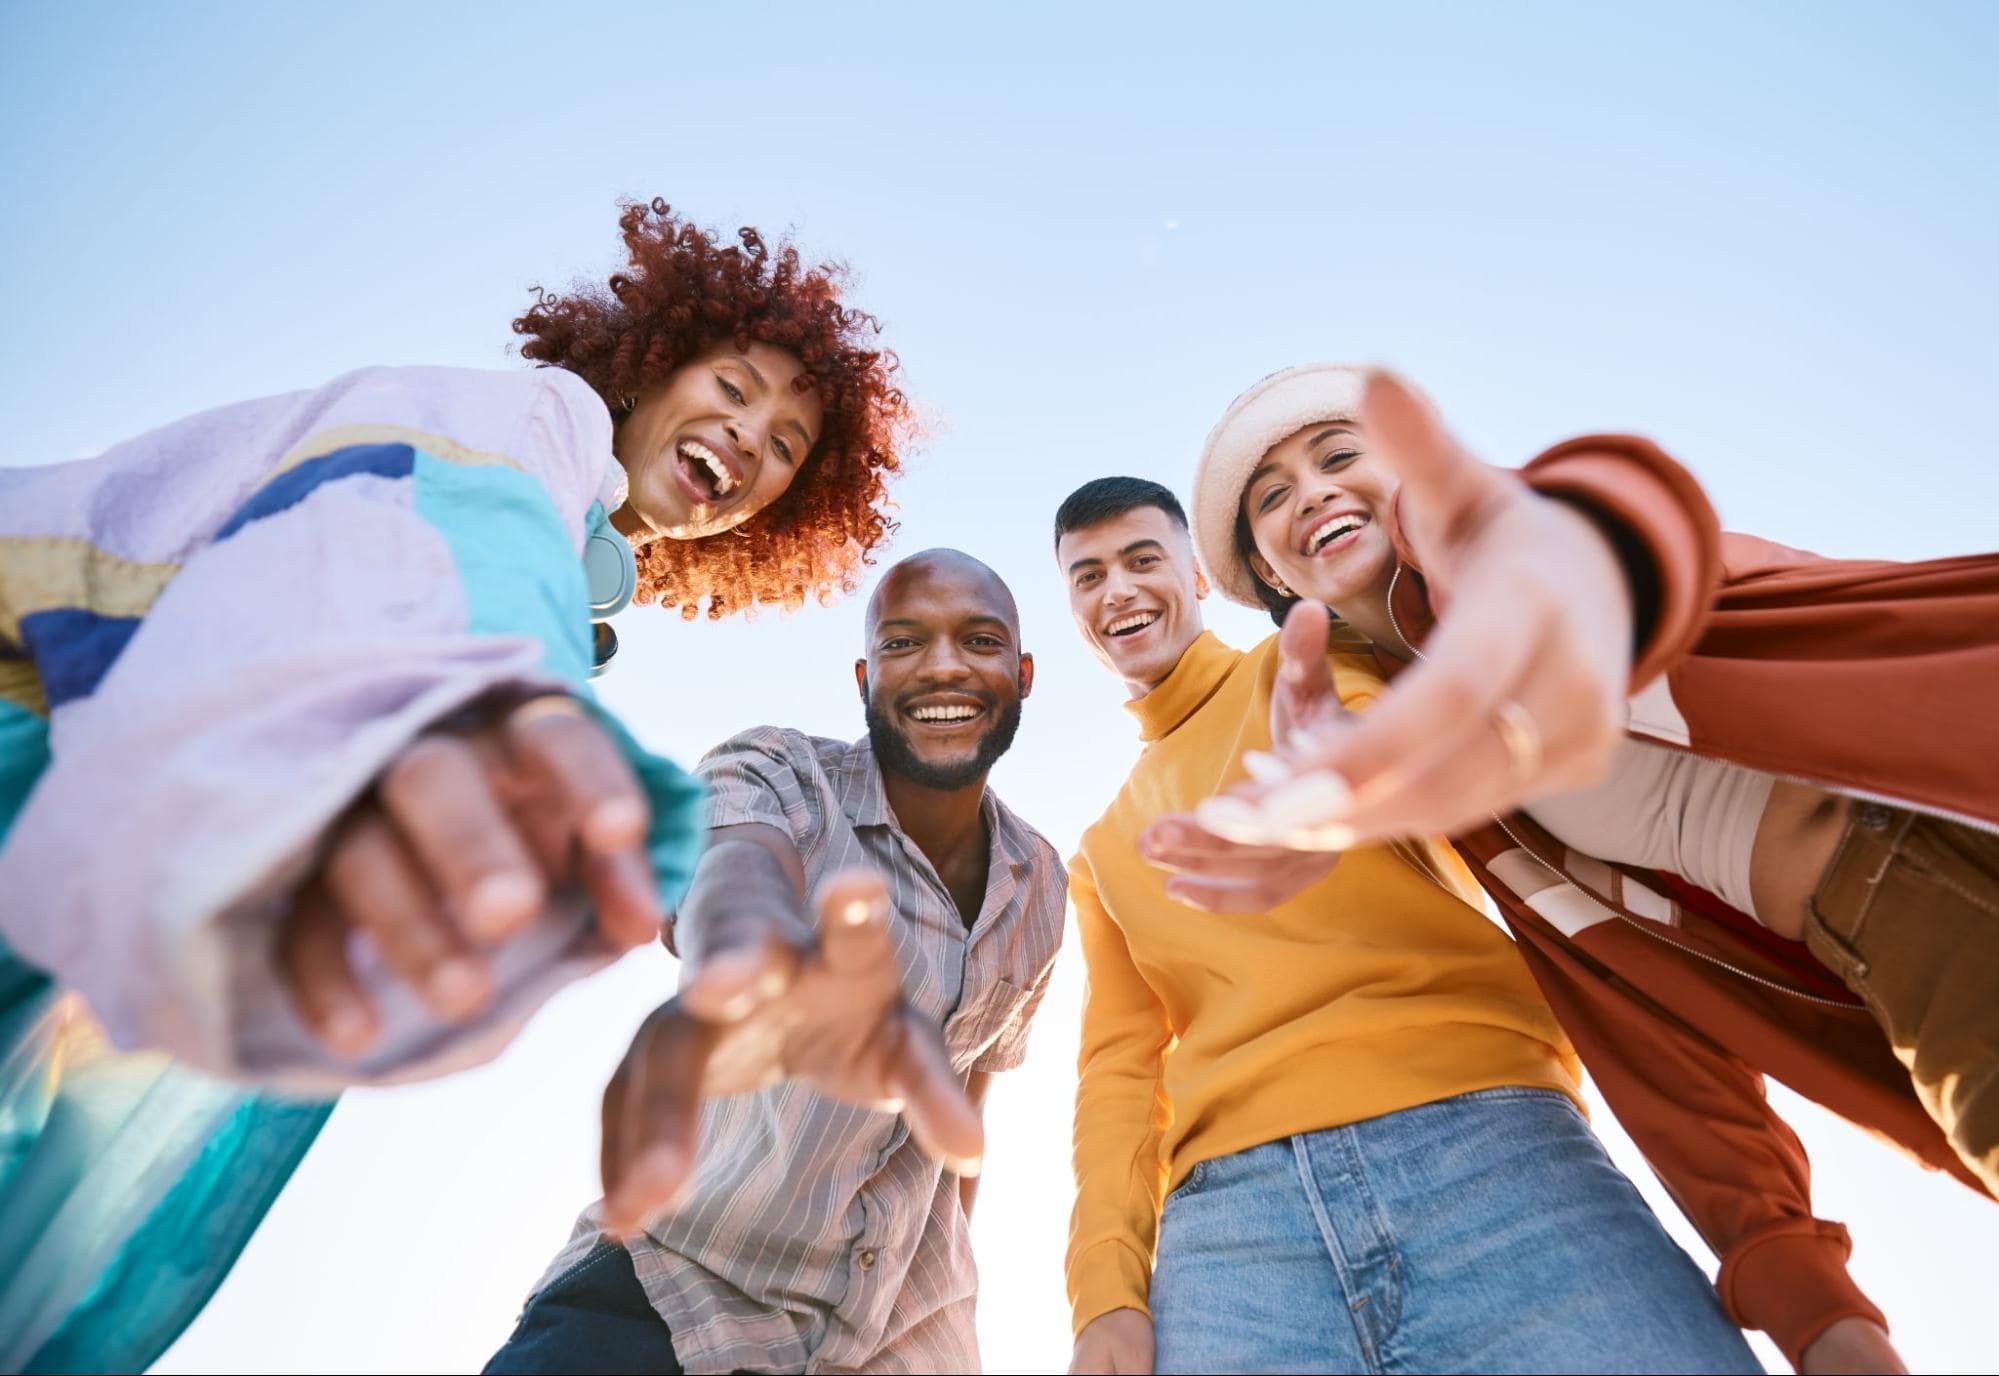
[599,868,983,1239]
[1192,370,1635,851]
[277,694,661,1056]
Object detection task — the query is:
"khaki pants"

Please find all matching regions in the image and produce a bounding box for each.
[1806,802,1999,1195]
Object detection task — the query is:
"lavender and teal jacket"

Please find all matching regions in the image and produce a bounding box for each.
[0,364,705,1369]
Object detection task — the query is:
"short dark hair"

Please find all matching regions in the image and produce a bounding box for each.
[1052,476,1188,551]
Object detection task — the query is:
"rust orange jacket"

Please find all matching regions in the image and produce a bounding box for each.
[1383,436,1999,1369]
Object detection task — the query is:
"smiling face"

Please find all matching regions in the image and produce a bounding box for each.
[857,551,1032,793]
[1240,420,1399,613]
[1058,506,1208,698]
[612,340,825,541]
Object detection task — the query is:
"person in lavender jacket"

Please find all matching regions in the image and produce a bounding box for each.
[0,199,914,1372]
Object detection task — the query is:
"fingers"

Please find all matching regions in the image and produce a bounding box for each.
[678,929,803,1024]
[505,697,661,948]
[582,846,668,953]
[884,1011,984,1176]
[322,810,493,1019]
[1164,874,1308,913]
[1199,601,1620,850]
[1139,816,1302,879]
[600,1002,716,1240]
[1286,568,1548,816]
[812,870,897,977]
[379,734,545,944]
[1359,369,1506,548]
[275,883,379,1056]
[1276,599,1337,704]
[1142,817,1344,911]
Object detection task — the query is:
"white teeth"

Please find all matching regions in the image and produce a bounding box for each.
[911,705,980,722]
[679,441,739,498]
[1307,513,1364,553]
[1106,612,1160,636]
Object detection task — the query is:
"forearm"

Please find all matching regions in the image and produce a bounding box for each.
[667,826,808,959]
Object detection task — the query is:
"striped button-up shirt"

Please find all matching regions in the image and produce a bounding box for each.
[538,727,1065,1374]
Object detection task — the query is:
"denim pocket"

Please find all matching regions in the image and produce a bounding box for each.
[1167,1158,1210,1201]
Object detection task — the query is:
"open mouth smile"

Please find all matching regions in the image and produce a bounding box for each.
[671,439,743,506]
[903,696,988,731]
[1103,610,1160,642]
[1301,510,1368,558]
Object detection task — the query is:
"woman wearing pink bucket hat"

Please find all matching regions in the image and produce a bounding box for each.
[1146,362,1999,1373]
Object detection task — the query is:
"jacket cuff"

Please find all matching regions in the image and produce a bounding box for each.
[1716,1218,1886,1369]
[1068,1239,1153,1336]
[1519,434,1723,690]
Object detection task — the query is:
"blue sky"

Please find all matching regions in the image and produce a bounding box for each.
[5,3,1997,1371]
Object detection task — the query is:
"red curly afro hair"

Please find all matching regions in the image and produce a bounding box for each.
[513,199,914,619]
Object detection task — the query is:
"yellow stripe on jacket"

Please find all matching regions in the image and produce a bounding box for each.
[1065,631,1584,1333]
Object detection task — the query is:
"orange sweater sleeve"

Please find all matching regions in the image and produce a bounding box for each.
[1065,851,1175,1335]
[1503,909,1885,1369]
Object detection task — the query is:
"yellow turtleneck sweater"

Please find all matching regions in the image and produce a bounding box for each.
[1065,630,1583,1333]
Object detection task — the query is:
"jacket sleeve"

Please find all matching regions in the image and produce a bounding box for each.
[1517,435,1725,691]
[0,369,704,1094]
[1065,852,1175,1335]
[1503,906,1884,1369]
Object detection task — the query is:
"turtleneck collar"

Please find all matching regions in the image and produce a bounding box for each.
[1123,630,1240,743]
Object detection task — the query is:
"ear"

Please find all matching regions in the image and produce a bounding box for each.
[1246,549,1290,597]
[1193,566,1211,601]
[854,660,868,699]
[1017,651,1035,700]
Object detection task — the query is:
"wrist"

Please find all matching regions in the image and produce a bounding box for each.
[1541,491,1656,660]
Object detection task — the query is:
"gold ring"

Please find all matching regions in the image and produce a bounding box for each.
[1493,699,1543,782]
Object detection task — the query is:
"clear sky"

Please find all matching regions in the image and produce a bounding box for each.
[5,2,1997,1372]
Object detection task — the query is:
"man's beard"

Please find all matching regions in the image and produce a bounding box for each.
[865,692,1023,792]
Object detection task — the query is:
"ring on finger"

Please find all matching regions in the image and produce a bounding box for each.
[1492,698,1543,782]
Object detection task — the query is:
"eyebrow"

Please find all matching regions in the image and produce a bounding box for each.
[1246,426,1359,490]
[1066,538,1165,576]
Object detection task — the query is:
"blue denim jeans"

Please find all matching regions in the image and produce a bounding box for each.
[483,1241,683,1375]
[1151,1088,1762,1374]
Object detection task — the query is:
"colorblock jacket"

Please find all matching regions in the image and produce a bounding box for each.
[0,364,705,1370]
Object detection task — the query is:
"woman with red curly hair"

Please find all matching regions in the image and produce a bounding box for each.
[517,197,911,623]
[0,200,913,1372]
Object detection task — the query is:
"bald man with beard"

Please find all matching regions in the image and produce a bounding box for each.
[488,549,1066,1376]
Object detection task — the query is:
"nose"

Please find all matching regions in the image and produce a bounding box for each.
[721,416,764,468]
[1101,566,1137,605]
[1295,475,1343,519]
[916,640,974,684]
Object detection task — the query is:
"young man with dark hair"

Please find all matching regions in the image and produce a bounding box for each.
[1051,476,1754,1375]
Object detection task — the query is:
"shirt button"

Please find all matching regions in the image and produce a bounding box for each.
[857,1248,877,1272]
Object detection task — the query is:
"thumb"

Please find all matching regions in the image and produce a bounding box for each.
[1277,599,1335,693]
